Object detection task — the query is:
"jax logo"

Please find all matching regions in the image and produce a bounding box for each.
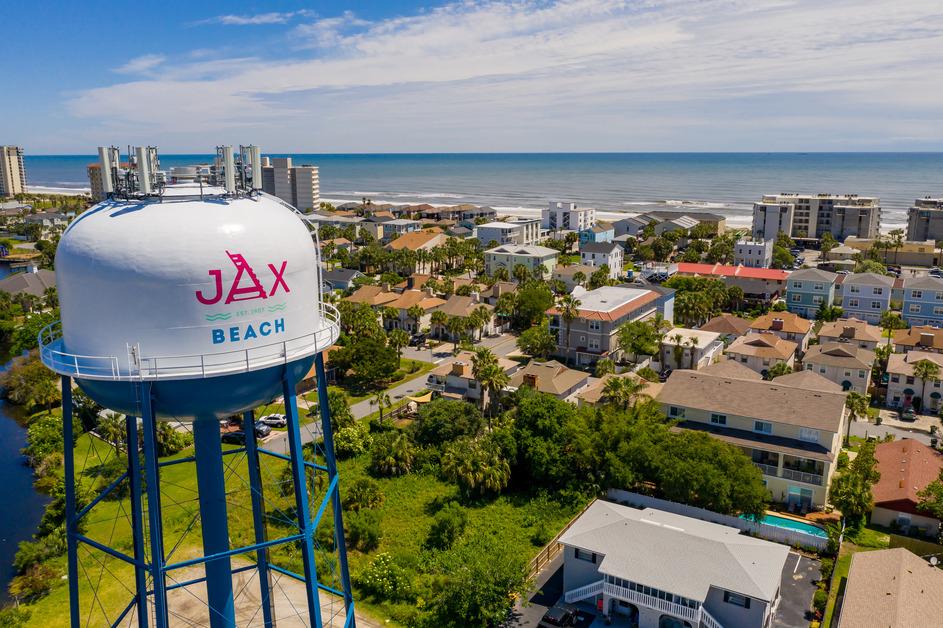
[195,251,290,305]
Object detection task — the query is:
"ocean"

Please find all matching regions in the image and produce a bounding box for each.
[22,153,943,230]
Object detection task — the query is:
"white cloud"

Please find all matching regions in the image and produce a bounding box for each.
[112,54,166,74]
[71,0,943,151]
[198,11,311,26]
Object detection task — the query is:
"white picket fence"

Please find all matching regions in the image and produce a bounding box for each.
[607,489,829,551]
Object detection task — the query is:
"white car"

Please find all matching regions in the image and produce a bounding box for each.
[258,413,288,427]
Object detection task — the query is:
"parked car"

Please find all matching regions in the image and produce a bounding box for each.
[254,422,272,438]
[258,413,287,428]
[538,603,580,628]
[221,430,246,445]
[409,333,427,347]
[900,407,916,421]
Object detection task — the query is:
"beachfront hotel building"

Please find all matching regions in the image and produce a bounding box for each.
[0,146,26,197]
[476,217,541,247]
[907,197,943,242]
[542,201,595,232]
[752,193,881,241]
[260,157,320,211]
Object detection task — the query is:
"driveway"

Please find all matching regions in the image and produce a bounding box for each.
[771,553,820,628]
[505,553,565,627]
[849,418,932,445]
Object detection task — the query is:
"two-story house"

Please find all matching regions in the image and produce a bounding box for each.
[817,318,883,350]
[579,242,623,280]
[578,221,615,244]
[425,351,520,405]
[476,218,540,247]
[484,244,559,278]
[724,333,798,377]
[560,500,789,628]
[699,314,752,345]
[659,362,848,509]
[547,285,675,367]
[749,312,813,352]
[655,328,724,371]
[837,272,897,324]
[901,275,943,327]
[552,264,595,291]
[675,263,789,302]
[379,289,447,334]
[801,343,875,394]
[886,351,943,412]
[786,268,838,319]
[428,294,497,340]
[507,360,590,400]
[892,326,943,353]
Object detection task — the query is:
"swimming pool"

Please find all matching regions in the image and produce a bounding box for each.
[741,513,828,538]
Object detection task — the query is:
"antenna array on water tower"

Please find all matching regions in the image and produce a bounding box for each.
[40,144,355,628]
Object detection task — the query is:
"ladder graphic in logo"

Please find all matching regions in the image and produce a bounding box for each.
[224,250,269,303]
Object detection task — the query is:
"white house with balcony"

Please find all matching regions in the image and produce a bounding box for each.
[561,500,789,628]
[655,328,724,371]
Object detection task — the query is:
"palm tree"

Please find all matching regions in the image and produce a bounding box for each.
[472,348,508,419]
[473,305,492,340]
[430,310,448,338]
[446,316,467,353]
[372,391,392,422]
[572,271,586,288]
[844,391,870,446]
[557,295,581,363]
[407,304,425,334]
[913,359,940,412]
[381,306,400,329]
[603,376,647,410]
[513,263,530,284]
[889,228,905,265]
[687,335,700,370]
[670,333,684,369]
[492,266,510,282]
[879,310,906,349]
[387,329,410,361]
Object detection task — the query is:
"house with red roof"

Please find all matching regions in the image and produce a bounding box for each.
[871,438,943,537]
[675,263,789,302]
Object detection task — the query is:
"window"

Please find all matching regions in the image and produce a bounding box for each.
[800,427,819,442]
[858,370,866,378]
[814,282,824,291]
[812,296,823,305]
[907,376,915,385]
[763,358,771,366]
[468,381,478,389]
[589,338,600,350]
[724,592,751,609]
[849,285,860,294]
[873,287,883,296]
[806,363,813,370]
[710,413,727,425]
[791,294,802,303]
[669,406,685,418]
[740,356,748,363]
[819,366,827,374]
[936,292,943,301]
[848,298,859,308]
[574,548,596,563]
[871,301,881,309]
[891,374,900,383]
[844,370,852,377]
[912,290,923,299]
[934,307,943,316]
[793,281,803,290]
[588,320,601,331]
[754,421,773,434]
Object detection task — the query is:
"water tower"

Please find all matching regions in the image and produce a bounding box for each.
[39,145,356,627]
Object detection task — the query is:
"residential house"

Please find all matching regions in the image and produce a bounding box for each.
[385,229,447,253]
[871,439,943,537]
[893,325,943,354]
[428,294,497,339]
[675,263,789,301]
[836,272,896,324]
[885,351,943,411]
[304,212,364,237]
[785,267,838,319]
[801,343,875,393]
[476,218,540,247]
[446,225,474,239]
[699,314,752,344]
[0,268,55,298]
[548,285,675,367]
[655,328,724,371]
[482,281,518,306]
[659,363,848,508]
[901,275,943,327]
[575,373,662,408]
[845,236,941,268]
[382,289,447,334]
[552,264,595,291]
[645,210,726,234]
[579,241,623,280]
[484,244,559,278]
[613,215,655,237]
[321,237,355,253]
[344,284,400,308]
[837,548,943,627]
[560,500,789,628]
[425,350,520,405]
[363,217,421,241]
[817,318,883,351]
[734,239,774,268]
[320,268,364,292]
[725,333,798,377]
[749,312,813,352]
[578,221,614,244]
[542,201,595,232]
[0,253,40,279]
[653,214,698,236]
[507,360,590,400]
[25,211,68,230]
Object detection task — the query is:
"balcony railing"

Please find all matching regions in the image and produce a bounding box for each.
[781,468,824,486]
[753,462,779,477]
[604,581,701,623]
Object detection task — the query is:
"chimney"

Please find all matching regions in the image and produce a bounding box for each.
[920,332,934,346]
[451,361,467,376]
[841,326,855,339]
[424,286,435,297]
[382,282,392,293]
[523,373,539,388]
[407,275,415,289]
[771,318,784,331]
[471,291,480,303]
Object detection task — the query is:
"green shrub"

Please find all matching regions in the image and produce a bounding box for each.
[369,431,416,477]
[426,502,468,550]
[818,558,834,583]
[345,478,384,512]
[346,510,381,551]
[335,422,373,458]
[9,563,59,601]
[812,589,827,614]
[355,553,411,601]
[836,451,849,471]
[0,607,32,627]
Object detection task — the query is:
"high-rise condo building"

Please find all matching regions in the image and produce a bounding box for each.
[752,193,881,242]
[542,201,595,231]
[906,197,943,242]
[0,146,26,197]
[261,157,320,211]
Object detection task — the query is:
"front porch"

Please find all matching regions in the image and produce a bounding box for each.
[564,578,725,628]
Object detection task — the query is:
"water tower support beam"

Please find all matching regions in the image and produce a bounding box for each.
[125,414,149,628]
[193,418,237,627]
[61,377,81,628]
[315,352,356,623]
[283,372,324,628]
[139,383,170,628]
[243,409,275,628]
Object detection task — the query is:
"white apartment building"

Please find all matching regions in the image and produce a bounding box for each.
[261,157,320,211]
[907,197,943,242]
[579,242,623,280]
[476,218,541,247]
[0,146,26,197]
[484,244,559,277]
[656,328,724,371]
[752,193,881,241]
[542,201,595,232]
[734,239,774,268]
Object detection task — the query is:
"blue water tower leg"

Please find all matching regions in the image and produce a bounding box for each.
[315,352,356,625]
[61,377,80,628]
[243,410,274,628]
[125,415,149,628]
[139,383,169,628]
[284,372,324,628]
[193,418,237,627]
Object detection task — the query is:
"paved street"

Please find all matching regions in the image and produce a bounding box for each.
[848,417,932,445]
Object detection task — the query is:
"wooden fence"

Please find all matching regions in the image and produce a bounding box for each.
[526,498,598,580]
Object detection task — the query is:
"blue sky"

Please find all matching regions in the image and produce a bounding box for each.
[2,0,943,153]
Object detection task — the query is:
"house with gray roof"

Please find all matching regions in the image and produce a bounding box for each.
[836,272,896,324]
[785,267,838,319]
[901,274,943,327]
[0,268,55,297]
[561,500,789,628]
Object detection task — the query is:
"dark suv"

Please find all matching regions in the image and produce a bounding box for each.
[538,603,580,627]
